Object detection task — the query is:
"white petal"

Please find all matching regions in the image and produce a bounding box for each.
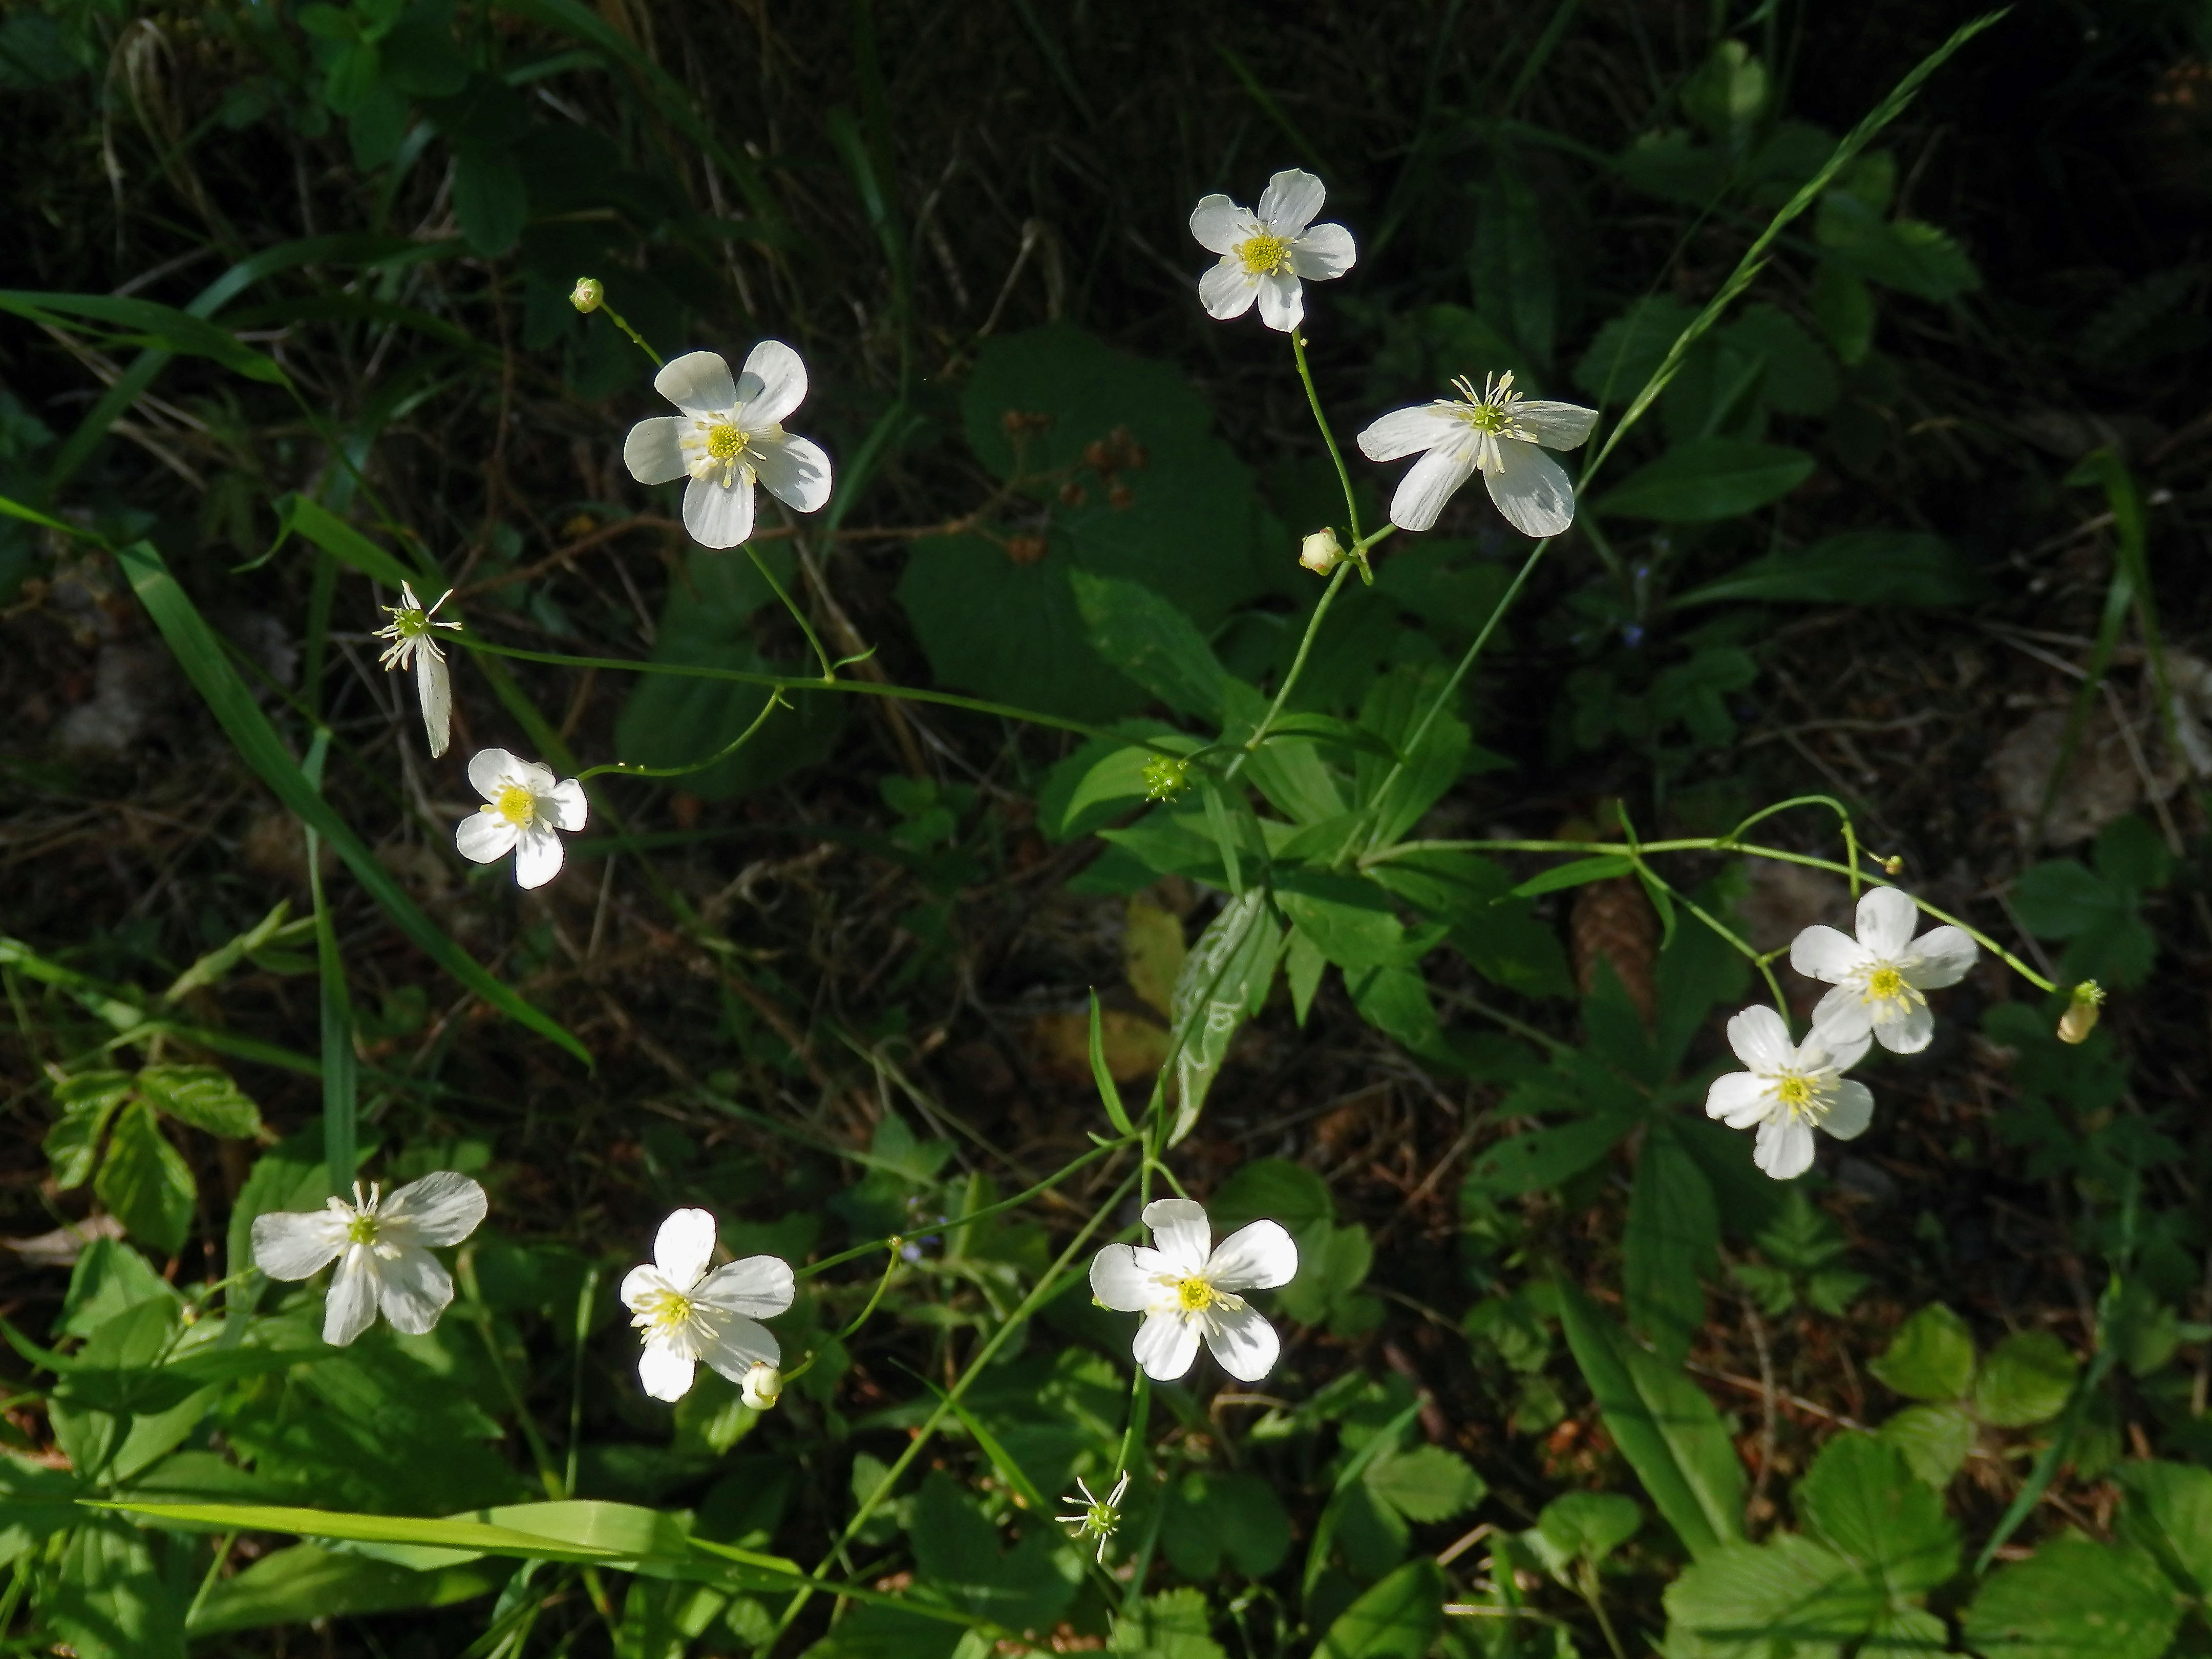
[544,779,588,834]
[1705,1070,1773,1130]
[620,1264,678,1313]
[457,812,519,864]
[1257,168,1326,235]
[1512,400,1598,450]
[1255,271,1304,332]
[1809,987,1873,1047]
[251,1209,349,1281]
[512,823,566,889]
[467,749,519,801]
[654,350,737,416]
[1133,1310,1201,1381]
[736,339,808,428]
[653,1208,719,1290]
[1804,1025,1871,1073]
[1725,1005,1796,1072]
[1754,1119,1815,1180]
[514,759,558,795]
[1874,999,1934,1054]
[1357,404,1461,462]
[381,1171,487,1248]
[622,416,690,485]
[1824,1080,1875,1141]
[324,1248,381,1346]
[694,1256,795,1320]
[1484,438,1577,538]
[1790,925,1868,984]
[1205,1221,1296,1292]
[416,649,452,760]
[639,1340,697,1402]
[373,1246,455,1335]
[1142,1199,1212,1274]
[751,433,833,515]
[1905,926,1978,989]
[684,474,755,549]
[1204,1303,1281,1382]
[1290,222,1356,281]
[697,1313,780,1384]
[1199,260,1257,321]
[1856,887,1922,956]
[1389,443,1478,533]
[1188,195,1252,255]
[1090,1243,1157,1312]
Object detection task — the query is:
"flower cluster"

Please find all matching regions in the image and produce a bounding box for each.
[1706,887,1978,1179]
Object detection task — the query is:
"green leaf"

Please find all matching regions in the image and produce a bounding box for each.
[1363,1445,1485,1524]
[94,1101,195,1257]
[0,1452,83,1569]
[1625,1125,1719,1366]
[1161,1470,1292,1579]
[453,145,529,255]
[1556,1285,1745,1558]
[1662,1533,1864,1659]
[1463,1118,1627,1201]
[2011,861,2122,938]
[1866,1304,1975,1402]
[1972,1331,2076,1428]
[1512,855,1634,898]
[1536,1493,1640,1566]
[51,1515,186,1659]
[1166,889,1282,1142]
[45,1071,133,1189]
[117,541,588,1065]
[1963,1538,2183,1659]
[898,325,1269,720]
[1595,439,1815,522]
[1367,849,1574,999]
[1813,262,1877,364]
[1815,195,1980,302]
[1110,1587,1227,1659]
[1314,1557,1443,1659]
[1070,570,1230,719]
[1273,873,1410,971]
[95,1500,640,1564]
[273,493,421,588]
[2114,1461,2212,1599]
[0,289,286,385]
[1795,1435,1959,1594]
[1577,296,1699,405]
[1673,531,1981,608]
[1877,1404,1974,1488]
[1722,303,1840,416]
[1210,1159,1334,1233]
[136,1066,262,1139]
[1345,964,1451,1067]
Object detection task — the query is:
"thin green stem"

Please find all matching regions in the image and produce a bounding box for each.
[785,1248,905,1384]
[1223,561,1352,781]
[574,688,788,782]
[593,300,664,368]
[1291,328,1365,552]
[747,544,836,680]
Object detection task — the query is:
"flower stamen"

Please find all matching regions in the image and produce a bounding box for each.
[1237,233,1291,275]
[492,784,536,827]
[1176,1275,1218,1313]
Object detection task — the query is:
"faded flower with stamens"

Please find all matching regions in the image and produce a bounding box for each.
[1790,886,1979,1054]
[374,582,461,758]
[456,749,587,890]
[1059,1471,1131,1564]
[250,1172,488,1347]
[1705,1006,1874,1181]
[1189,168,1356,333]
[621,1208,794,1405]
[1090,1198,1296,1382]
[622,343,833,549]
[1356,371,1597,539]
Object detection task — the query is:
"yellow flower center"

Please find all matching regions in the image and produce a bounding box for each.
[1237,233,1291,275]
[1772,1073,1824,1123]
[1176,1275,1217,1313]
[636,1288,694,1335]
[1450,371,1526,440]
[1865,965,1908,1003]
[494,783,536,827]
[706,422,748,460]
[346,1214,378,1245]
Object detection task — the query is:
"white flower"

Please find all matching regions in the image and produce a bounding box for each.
[1790,887,1979,1054]
[1089,1198,1296,1382]
[1705,1006,1875,1181]
[621,343,833,549]
[1189,169,1356,333]
[373,582,461,759]
[456,749,587,890]
[1356,372,1598,539]
[621,1208,794,1404]
[1059,1471,1130,1564]
[740,1362,782,1411]
[250,1172,487,1347]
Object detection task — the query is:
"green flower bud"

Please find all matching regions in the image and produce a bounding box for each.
[1299,527,1344,574]
[1141,754,1190,801]
[2057,981,2104,1044]
[569,277,604,314]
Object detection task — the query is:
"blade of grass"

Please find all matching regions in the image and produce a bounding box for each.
[301,733,359,1198]
[116,541,590,1067]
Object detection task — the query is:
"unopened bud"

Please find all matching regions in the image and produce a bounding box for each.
[1882,855,1904,876]
[2057,981,2105,1044]
[740,1362,782,1411]
[1142,754,1189,801]
[1300,527,1345,575]
[569,276,604,314]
